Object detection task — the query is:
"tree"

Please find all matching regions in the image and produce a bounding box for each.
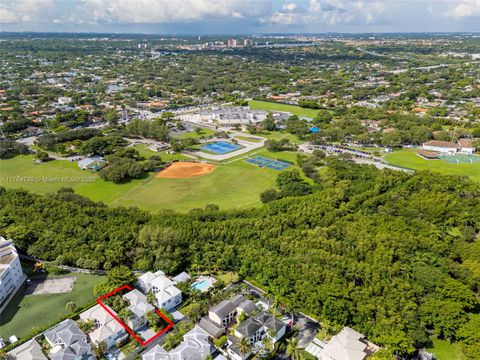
[147,290,156,306]
[0,140,29,159]
[262,112,276,131]
[237,337,252,355]
[34,151,49,162]
[66,301,77,313]
[118,308,131,323]
[260,189,279,203]
[286,338,301,359]
[104,108,119,125]
[94,265,135,296]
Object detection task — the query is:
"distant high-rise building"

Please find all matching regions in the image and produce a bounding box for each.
[243,39,253,47]
[0,237,25,312]
[227,39,238,47]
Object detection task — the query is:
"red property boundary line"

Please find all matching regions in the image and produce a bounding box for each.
[96,284,174,346]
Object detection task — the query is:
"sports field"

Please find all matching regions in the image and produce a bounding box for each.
[248,100,320,118]
[156,162,215,178]
[384,149,480,182]
[0,149,299,212]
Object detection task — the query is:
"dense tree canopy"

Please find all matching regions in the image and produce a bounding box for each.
[0,162,479,356]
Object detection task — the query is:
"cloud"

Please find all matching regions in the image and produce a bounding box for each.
[444,0,480,18]
[64,0,271,25]
[263,0,385,26]
[0,0,54,23]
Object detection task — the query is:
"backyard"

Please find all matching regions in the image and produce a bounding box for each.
[0,272,104,340]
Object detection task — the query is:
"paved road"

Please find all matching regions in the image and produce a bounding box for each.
[300,143,413,173]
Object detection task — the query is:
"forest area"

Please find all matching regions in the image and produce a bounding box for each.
[1,160,479,357]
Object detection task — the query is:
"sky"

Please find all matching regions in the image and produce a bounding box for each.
[0,0,479,34]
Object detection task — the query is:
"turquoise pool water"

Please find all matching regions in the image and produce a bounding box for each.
[191,280,210,291]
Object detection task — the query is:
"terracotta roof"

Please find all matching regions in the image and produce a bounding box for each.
[417,149,439,159]
[458,139,474,148]
[423,140,457,148]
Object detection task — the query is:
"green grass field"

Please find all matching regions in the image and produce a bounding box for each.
[234,135,263,143]
[426,337,465,360]
[0,273,103,339]
[1,147,300,212]
[384,149,480,182]
[106,159,281,212]
[173,128,216,140]
[249,100,320,118]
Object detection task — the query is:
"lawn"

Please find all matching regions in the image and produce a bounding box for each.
[249,100,320,118]
[106,159,281,212]
[0,147,302,213]
[384,149,480,182]
[0,154,98,194]
[426,337,465,360]
[260,130,303,145]
[0,273,104,340]
[173,128,216,140]
[234,135,263,143]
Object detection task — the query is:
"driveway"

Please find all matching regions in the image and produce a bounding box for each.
[294,313,320,348]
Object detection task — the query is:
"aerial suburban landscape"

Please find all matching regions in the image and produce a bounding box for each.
[0,1,479,360]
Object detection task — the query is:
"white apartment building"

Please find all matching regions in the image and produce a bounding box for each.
[138,270,182,311]
[0,237,25,311]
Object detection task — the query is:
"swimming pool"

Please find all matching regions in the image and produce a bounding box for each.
[191,280,210,291]
[201,141,242,154]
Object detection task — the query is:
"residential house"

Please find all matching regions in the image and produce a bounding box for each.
[320,327,377,360]
[236,299,257,317]
[79,304,127,349]
[123,289,155,330]
[137,270,182,311]
[458,139,475,154]
[0,237,26,312]
[142,325,212,360]
[43,319,93,360]
[227,310,287,360]
[6,339,47,360]
[208,294,245,328]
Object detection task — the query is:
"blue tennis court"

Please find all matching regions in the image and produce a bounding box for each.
[201,141,242,154]
[246,156,292,170]
[439,154,480,164]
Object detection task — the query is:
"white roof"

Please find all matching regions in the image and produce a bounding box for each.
[89,319,124,344]
[79,304,114,325]
[123,289,154,318]
[142,326,210,360]
[7,340,47,360]
[320,327,367,360]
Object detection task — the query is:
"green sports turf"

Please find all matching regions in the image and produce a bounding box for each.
[248,100,320,118]
[0,148,304,213]
[384,149,480,182]
[0,154,98,194]
[0,273,104,340]
[107,159,281,212]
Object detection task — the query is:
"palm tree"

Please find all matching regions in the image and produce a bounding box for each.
[237,337,252,355]
[146,290,156,306]
[286,338,301,360]
[266,329,277,350]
